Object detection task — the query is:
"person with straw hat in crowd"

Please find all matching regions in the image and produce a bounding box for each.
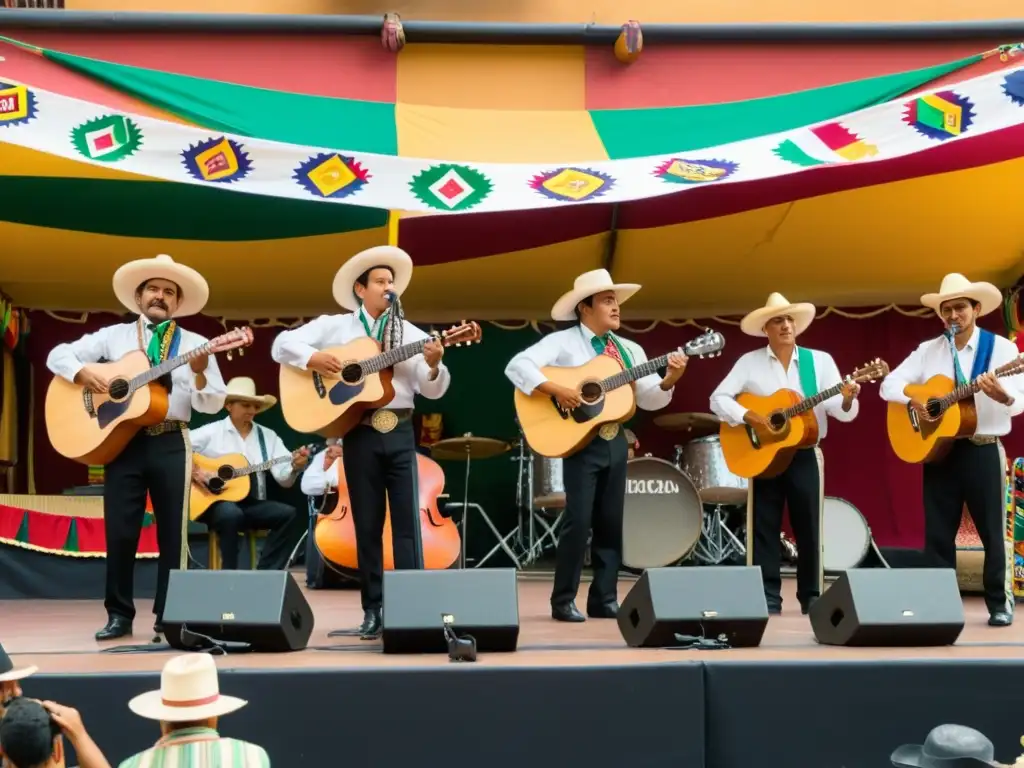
[881,273,1024,628]
[0,641,36,716]
[505,269,687,623]
[271,246,449,640]
[45,255,247,643]
[710,292,861,616]
[119,654,268,767]
[189,377,312,571]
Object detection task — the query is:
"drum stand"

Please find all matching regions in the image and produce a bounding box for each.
[693,504,746,565]
[512,439,563,566]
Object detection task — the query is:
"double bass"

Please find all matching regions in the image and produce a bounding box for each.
[313,450,461,572]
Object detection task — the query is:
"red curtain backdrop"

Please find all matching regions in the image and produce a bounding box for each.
[23,308,1021,550]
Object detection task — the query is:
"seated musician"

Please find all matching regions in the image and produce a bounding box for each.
[300,444,343,499]
[189,377,310,571]
[709,293,859,616]
[880,273,1024,628]
[505,269,686,623]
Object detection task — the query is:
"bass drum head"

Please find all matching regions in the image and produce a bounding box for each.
[622,457,703,571]
[823,496,871,572]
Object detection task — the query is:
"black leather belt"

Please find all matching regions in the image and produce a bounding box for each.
[360,408,413,433]
[144,420,188,436]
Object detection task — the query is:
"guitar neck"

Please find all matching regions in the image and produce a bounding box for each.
[133,342,214,388]
[361,339,428,374]
[601,354,668,391]
[940,361,1021,408]
[232,453,294,478]
[784,381,846,418]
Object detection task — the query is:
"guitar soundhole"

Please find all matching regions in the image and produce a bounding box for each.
[108,378,130,401]
[580,381,603,403]
[341,363,364,385]
[768,411,787,431]
[925,399,943,419]
[216,465,234,481]
[207,477,225,494]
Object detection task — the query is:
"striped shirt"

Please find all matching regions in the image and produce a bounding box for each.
[117,727,270,768]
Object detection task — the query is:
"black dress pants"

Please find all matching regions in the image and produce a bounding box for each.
[751,447,822,610]
[341,419,423,611]
[103,429,188,623]
[552,429,628,608]
[200,497,302,570]
[923,439,1010,615]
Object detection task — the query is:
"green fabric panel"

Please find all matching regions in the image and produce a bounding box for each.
[590,54,982,159]
[65,518,80,553]
[0,177,387,240]
[41,49,398,154]
[15,510,27,543]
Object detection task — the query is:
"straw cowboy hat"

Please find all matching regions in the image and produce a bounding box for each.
[128,654,246,722]
[551,269,641,322]
[332,245,413,312]
[740,293,816,338]
[891,724,1002,768]
[112,254,209,318]
[224,377,276,414]
[0,642,36,684]
[921,273,1002,318]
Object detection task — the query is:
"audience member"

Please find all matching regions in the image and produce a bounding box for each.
[0,643,37,718]
[0,697,109,768]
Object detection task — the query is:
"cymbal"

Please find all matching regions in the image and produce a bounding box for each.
[430,434,511,461]
[653,412,720,437]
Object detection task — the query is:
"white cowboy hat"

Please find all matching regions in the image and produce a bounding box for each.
[332,245,413,312]
[128,654,247,722]
[0,642,36,684]
[112,254,209,318]
[224,377,276,413]
[551,269,641,322]
[740,292,816,337]
[921,273,1002,318]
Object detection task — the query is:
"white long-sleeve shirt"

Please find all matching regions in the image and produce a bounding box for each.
[190,417,299,498]
[270,307,450,409]
[45,319,226,422]
[879,326,1024,437]
[504,325,674,411]
[709,345,858,440]
[300,448,340,496]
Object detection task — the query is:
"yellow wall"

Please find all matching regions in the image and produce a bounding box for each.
[63,0,1024,23]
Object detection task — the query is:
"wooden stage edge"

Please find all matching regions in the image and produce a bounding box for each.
[3,576,1023,676]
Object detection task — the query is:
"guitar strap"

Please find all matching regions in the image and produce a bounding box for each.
[969,329,996,381]
[797,346,818,398]
[254,425,269,502]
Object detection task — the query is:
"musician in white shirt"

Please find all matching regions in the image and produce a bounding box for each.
[505,270,686,623]
[880,273,1024,627]
[189,377,311,571]
[710,293,859,616]
[271,246,448,640]
[45,255,231,642]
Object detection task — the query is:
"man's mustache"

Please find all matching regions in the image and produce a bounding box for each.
[149,300,169,310]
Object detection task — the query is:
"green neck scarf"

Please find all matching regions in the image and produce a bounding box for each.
[359,307,390,342]
[146,320,173,366]
[589,330,633,369]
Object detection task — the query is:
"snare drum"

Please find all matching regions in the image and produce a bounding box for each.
[678,435,748,505]
[622,457,703,570]
[823,496,871,571]
[532,454,565,510]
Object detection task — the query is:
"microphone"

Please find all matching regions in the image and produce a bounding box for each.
[944,322,961,340]
[385,290,397,305]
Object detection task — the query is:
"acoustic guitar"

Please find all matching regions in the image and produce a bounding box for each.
[886,354,1024,464]
[279,321,482,438]
[515,329,726,459]
[188,441,323,521]
[45,327,254,466]
[719,358,890,479]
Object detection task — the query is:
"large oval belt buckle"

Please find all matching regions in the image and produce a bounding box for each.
[599,423,620,441]
[371,409,399,434]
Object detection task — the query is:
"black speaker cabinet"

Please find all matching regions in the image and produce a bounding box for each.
[618,566,769,648]
[163,570,314,652]
[809,568,965,646]
[381,568,519,654]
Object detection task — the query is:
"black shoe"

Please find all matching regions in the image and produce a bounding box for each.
[153,622,165,635]
[95,615,132,641]
[989,611,1013,627]
[552,601,586,623]
[767,604,782,616]
[587,601,619,619]
[801,597,819,616]
[359,609,382,640]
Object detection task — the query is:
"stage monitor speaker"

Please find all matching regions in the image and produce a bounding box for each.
[618,566,768,648]
[809,568,965,647]
[381,568,519,654]
[163,569,314,653]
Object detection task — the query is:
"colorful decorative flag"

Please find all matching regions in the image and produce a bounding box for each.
[773,122,878,167]
[71,114,143,162]
[409,164,493,211]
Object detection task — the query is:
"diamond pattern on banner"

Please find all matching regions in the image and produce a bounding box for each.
[71,115,143,162]
[0,82,37,128]
[653,158,738,185]
[181,136,253,183]
[529,167,614,202]
[903,90,975,141]
[410,163,493,211]
[293,152,370,199]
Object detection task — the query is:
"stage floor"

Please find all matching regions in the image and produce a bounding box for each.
[4,573,1021,675]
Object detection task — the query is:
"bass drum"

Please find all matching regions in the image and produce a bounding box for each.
[622,457,704,571]
[823,496,871,572]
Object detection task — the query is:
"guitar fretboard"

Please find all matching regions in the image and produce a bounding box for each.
[937,358,1023,409]
[601,354,671,391]
[230,443,321,478]
[360,339,430,375]
[128,341,216,394]
[783,382,847,418]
